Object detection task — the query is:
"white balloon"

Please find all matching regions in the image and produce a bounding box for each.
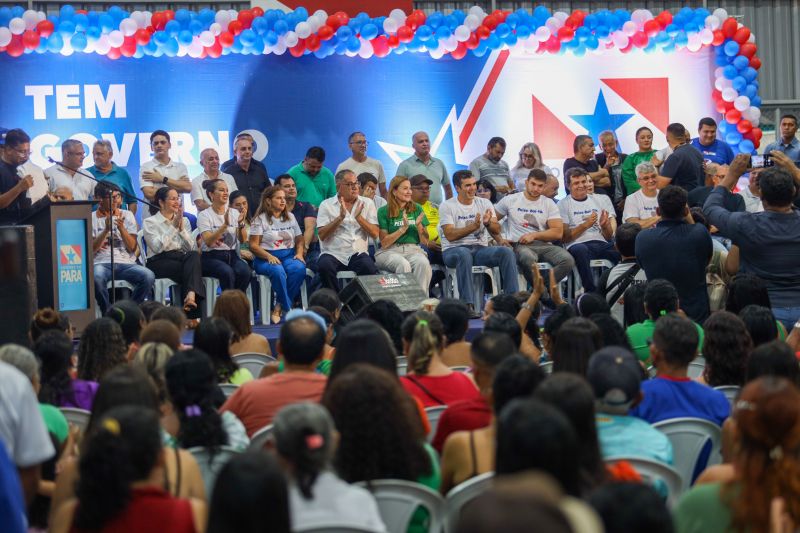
[714,77,726,91]
[523,36,540,52]
[545,17,561,32]
[215,11,231,27]
[700,28,714,45]
[734,96,751,111]
[429,44,445,59]
[199,30,214,46]
[295,21,311,38]
[750,107,761,121]
[143,12,152,27]
[383,18,398,34]
[130,11,146,28]
[443,35,458,51]
[535,26,551,41]
[722,87,738,102]
[95,35,111,54]
[687,33,702,52]
[9,18,25,35]
[60,43,74,56]
[751,117,760,127]
[705,15,720,30]
[37,11,46,22]
[454,25,470,42]
[612,31,629,49]
[120,19,138,37]
[0,27,11,47]
[389,8,406,21]
[468,6,484,17]
[108,30,124,48]
[210,23,222,36]
[284,31,298,47]
[306,16,321,32]
[712,8,728,21]
[714,67,725,78]
[274,41,287,55]
[464,14,480,31]
[748,33,755,42]
[177,46,188,57]
[228,10,238,21]
[622,20,638,36]
[553,11,568,23]
[358,39,373,59]
[313,9,328,20]
[23,10,38,29]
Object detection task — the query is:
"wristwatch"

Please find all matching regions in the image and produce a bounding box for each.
[162,176,168,184]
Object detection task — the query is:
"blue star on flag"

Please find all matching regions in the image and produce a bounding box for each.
[570,90,634,142]
[67,249,77,263]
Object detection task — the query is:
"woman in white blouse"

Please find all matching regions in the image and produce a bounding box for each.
[197,179,252,293]
[142,186,204,316]
[249,186,306,323]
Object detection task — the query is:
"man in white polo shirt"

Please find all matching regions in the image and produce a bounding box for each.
[495,168,574,287]
[439,169,518,314]
[139,130,191,208]
[44,139,95,200]
[316,169,379,290]
[191,148,238,212]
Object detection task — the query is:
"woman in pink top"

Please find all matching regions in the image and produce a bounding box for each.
[400,311,481,407]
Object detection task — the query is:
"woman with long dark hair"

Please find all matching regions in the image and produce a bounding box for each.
[228,191,254,263]
[550,317,603,376]
[50,406,206,533]
[702,311,753,387]
[142,186,204,316]
[36,330,97,410]
[192,318,252,385]
[76,317,127,383]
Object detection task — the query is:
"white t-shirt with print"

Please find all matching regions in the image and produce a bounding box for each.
[438,196,496,251]
[622,190,659,222]
[495,193,561,242]
[92,209,139,264]
[250,212,302,251]
[558,195,606,248]
[197,207,241,252]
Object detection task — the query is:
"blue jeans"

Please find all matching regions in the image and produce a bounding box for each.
[567,240,620,293]
[94,262,156,313]
[201,250,252,293]
[442,245,519,305]
[773,306,800,333]
[253,249,306,311]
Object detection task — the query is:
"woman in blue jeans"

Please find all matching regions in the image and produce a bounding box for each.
[249,186,306,323]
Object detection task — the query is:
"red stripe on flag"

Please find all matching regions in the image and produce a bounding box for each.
[459,49,510,151]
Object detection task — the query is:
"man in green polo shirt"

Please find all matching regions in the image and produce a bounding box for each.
[397,131,452,206]
[288,146,336,208]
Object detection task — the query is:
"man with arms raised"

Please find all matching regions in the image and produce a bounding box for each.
[397,131,452,206]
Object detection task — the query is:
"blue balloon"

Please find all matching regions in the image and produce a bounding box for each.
[723,65,738,79]
[58,21,76,37]
[144,40,158,54]
[583,14,597,29]
[575,26,590,41]
[714,54,729,66]
[752,95,762,107]
[273,19,288,35]
[294,6,308,21]
[70,32,87,51]
[452,10,466,24]
[251,17,267,34]
[231,36,243,53]
[435,25,451,40]
[87,11,99,26]
[495,23,510,38]
[732,55,749,70]
[0,7,11,26]
[533,6,550,19]
[188,20,203,36]
[165,20,181,37]
[427,13,442,29]
[361,23,379,40]
[596,25,610,39]
[177,30,193,46]
[284,14,297,30]
[666,23,679,36]
[744,84,757,99]
[174,9,191,25]
[265,30,278,46]
[675,32,688,47]
[416,25,432,41]
[644,40,657,53]
[443,15,458,29]
[47,33,63,52]
[199,9,215,25]
[164,37,179,56]
[503,33,518,46]
[724,40,740,56]
[486,33,501,50]
[739,139,755,154]
[107,6,124,22]
[59,4,75,20]
[153,31,169,45]
[516,25,531,39]
[718,121,729,134]
[250,35,264,52]
[239,29,256,46]
[336,26,352,41]
[346,35,361,53]
[73,13,88,31]
[585,35,599,50]
[11,5,24,18]
[743,66,758,82]
[733,76,747,92]
[86,26,101,41]
[725,131,743,146]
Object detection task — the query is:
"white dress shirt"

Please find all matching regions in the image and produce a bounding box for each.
[45,164,95,200]
[142,211,196,258]
[317,195,378,264]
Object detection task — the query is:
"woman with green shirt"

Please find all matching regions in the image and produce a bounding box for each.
[375,175,433,291]
[620,127,656,196]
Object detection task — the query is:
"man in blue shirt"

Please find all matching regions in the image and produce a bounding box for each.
[705,152,800,331]
[87,139,138,214]
[763,114,800,163]
[691,117,734,166]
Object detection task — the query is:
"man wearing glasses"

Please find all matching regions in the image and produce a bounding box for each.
[91,180,154,313]
[316,169,378,289]
[45,139,95,200]
[0,128,35,223]
[335,131,387,196]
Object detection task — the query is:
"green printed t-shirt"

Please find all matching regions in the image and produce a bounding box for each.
[377,203,429,245]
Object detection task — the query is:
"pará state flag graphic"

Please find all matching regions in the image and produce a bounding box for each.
[60,245,83,265]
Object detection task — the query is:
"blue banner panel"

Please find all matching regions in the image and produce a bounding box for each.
[56,218,89,311]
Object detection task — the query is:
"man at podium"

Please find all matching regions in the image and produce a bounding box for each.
[0,128,34,224]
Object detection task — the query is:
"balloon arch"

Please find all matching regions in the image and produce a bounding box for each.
[0,4,762,153]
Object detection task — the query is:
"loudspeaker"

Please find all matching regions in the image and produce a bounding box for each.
[0,225,36,346]
[338,273,428,324]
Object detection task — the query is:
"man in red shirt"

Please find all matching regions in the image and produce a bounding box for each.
[221,315,327,436]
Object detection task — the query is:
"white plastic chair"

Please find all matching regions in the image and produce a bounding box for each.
[60,407,91,433]
[444,266,501,313]
[257,273,310,325]
[337,270,357,289]
[714,385,740,407]
[137,230,180,305]
[652,417,722,491]
[248,423,274,451]
[568,259,614,300]
[96,280,137,317]
[606,456,684,507]
[356,479,445,533]
[687,361,706,380]
[219,383,238,398]
[232,352,276,378]
[444,471,494,533]
[187,446,240,498]
[396,356,408,377]
[424,406,448,444]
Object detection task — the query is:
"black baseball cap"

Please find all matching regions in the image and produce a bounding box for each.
[587,347,642,407]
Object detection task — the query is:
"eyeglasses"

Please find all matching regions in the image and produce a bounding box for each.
[521,153,536,160]
[10,147,32,156]
[342,181,359,188]
[67,151,85,157]
[350,140,368,146]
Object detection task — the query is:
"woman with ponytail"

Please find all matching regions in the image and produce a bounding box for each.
[272,402,386,532]
[50,405,206,533]
[164,349,249,452]
[399,311,480,407]
[675,377,800,533]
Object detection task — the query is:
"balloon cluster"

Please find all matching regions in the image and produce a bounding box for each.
[0,4,761,152]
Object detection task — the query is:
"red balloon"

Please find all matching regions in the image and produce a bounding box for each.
[371,35,389,57]
[743,130,755,142]
[722,17,738,38]
[121,37,137,57]
[387,35,399,48]
[644,19,660,37]
[451,41,467,60]
[715,100,728,114]
[476,25,491,39]
[465,33,479,49]
[289,41,305,57]
[397,26,413,43]
[200,48,207,59]
[631,31,649,48]
[151,12,166,31]
[754,140,760,149]
[134,28,151,45]
[306,33,320,52]
[557,26,574,42]
[335,11,350,26]
[545,35,560,53]
[251,7,264,17]
[36,20,54,37]
[218,31,234,47]
[483,15,499,30]
[564,15,578,29]
[571,10,587,25]
[733,27,750,44]
[318,25,334,41]
[326,15,342,30]
[227,20,243,36]
[750,56,762,70]
[237,10,254,29]
[752,128,763,141]
[22,30,40,49]
[206,40,222,58]
[712,30,725,46]
[739,42,757,58]
[107,47,122,60]
[726,109,742,123]
[737,120,753,134]
[619,40,634,54]
[711,89,722,102]
[656,11,673,28]
[163,10,175,21]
